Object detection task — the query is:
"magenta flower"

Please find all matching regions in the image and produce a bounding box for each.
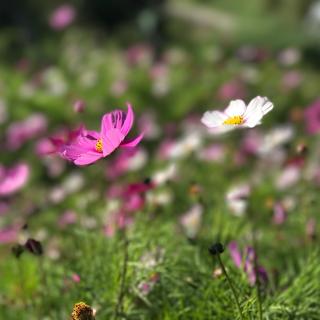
[60,103,143,166]
[228,241,268,286]
[49,4,76,30]
[0,163,29,197]
[304,99,320,135]
[6,113,47,150]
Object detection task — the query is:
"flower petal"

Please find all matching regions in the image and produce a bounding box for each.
[121,103,134,136]
[201,111,227,128]
[102,129,124,157]
[225,100,246,117]
[244,96,273,127]
[120,133,144,148]
[74,152,103,166]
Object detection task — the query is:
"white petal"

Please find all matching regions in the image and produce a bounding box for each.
[224,100,246,116]
[243,96,273,127]
[201,111,226,128]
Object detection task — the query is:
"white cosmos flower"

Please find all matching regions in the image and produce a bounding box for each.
[201,96,273,130]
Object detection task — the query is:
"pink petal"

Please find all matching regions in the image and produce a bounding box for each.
[121,103,134,136]
[228,241,242,268]
[120,133,144,148]
[74,152,103,166]
[102,129,124,157]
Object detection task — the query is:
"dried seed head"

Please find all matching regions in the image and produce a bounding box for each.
[71,302,95,320]
[208,242,224,256]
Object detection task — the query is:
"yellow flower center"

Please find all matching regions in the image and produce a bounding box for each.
[95,138,103,153]
[223,115,244,125]
[71,302,94,320]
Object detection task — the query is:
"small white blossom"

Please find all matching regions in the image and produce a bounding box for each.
[202,96,273,131]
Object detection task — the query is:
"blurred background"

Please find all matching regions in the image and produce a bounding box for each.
[1,1,320,319]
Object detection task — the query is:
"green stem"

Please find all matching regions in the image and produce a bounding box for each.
[217,254,245,320]
[113,230,129,320]
[251,231,263,320]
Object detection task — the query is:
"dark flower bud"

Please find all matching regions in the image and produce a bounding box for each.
[209,242,224,256]
[11,244,24,258]
[24,238,43,256]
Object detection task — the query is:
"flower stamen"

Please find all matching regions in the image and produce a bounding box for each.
[95,138,103,153]
[223,115,244,125]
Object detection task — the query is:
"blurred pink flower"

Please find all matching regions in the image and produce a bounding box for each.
[272,202,287,225]
[49,4,76,30]
[198,143,225,162]
[105,148,147,180]
[110,80,128,97]
[73,100,86,113]
[0,163,29,197]
[0,226,18,243]
[36,126,83,156]
[126,44,152,66]
[218,80,246,101]
[281,71,302,91]
[71,273,81,283]
[138,111,160,140]
[6,114,47,150]
[304,99,320,135]
[104,180,154,236]
[60,104,143,166]
[58,210,77,228]
[0,201,9,216]
[275,164,301,190]
[228,242,268,286]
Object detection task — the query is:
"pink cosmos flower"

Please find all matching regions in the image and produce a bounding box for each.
[0,163,29,197]
[36,126,84,156]
[71,273,81,283]
[0,226,18,243]
[272,202,287,225]
[217,80,246,101]
[49,4,76,30]
[73,100,86,113]
[228,241,268,286]
[60,103,143,166]
[304,99,320,135]
[6,113,47,150]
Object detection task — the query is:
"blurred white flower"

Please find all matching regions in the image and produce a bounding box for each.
[152,163,178,186]
[180,204,203,238]
[168,132,202,159]
[226,184,251,216]
[258,125,294,155]
[275,165,301,190]
[202,96,273,130]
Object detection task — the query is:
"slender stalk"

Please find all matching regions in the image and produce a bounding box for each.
[113,230,129,320]
[251,230,263,320]
[216,253,245,320]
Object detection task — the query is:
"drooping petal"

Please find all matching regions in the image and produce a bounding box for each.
[201,111,227,128]
[121,103,134,136]
[225,100,246,117]
[120,133,144,148]
[74,152,103,166]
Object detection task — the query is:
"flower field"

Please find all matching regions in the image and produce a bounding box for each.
[1,1,320,319]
